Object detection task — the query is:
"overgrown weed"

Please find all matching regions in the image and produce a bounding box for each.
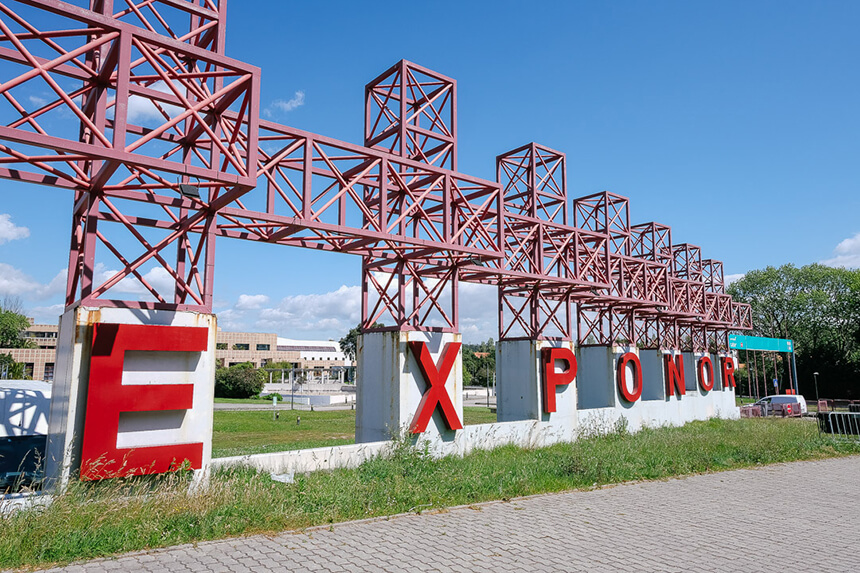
[0,418,856,569]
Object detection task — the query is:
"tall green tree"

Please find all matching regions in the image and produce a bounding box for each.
[728,264,860,399]
[463,338,496,387]
[214,362,265,398]
[338,322,384,362]
[0,297,32,349]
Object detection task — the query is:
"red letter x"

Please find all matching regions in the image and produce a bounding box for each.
[409,341,463,434]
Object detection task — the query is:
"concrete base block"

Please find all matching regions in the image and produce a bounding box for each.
[577,345,629,410]
[215,344,741,477]
[639,349,667,401]
[45,306,217,488]
[575,346,739,432]
[0,381,51,437]
[355,331,462,443]
[497,340,577,423]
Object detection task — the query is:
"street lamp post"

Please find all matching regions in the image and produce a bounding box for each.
[486,362,490,408]
[813,372,820,403]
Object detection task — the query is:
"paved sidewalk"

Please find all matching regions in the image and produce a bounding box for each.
[39,456,860,572]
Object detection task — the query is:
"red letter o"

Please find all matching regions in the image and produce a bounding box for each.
[698,356,714,392]
[617,352,642,402]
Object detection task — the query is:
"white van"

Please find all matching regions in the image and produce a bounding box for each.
[754,394,808,415]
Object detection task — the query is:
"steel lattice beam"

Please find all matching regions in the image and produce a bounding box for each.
[0,0,754,341]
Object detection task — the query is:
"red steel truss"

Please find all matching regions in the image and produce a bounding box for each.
[0,0,752,345]
[489,143,609,341]
[365,60,456,171]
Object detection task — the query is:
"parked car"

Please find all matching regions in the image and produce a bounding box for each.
[753,394,808,415]
[0,434,46,493]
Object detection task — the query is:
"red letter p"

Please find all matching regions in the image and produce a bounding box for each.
[542,347,577,413]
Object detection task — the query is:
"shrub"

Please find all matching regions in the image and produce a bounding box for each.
[0,353,25,379]
[214,362,265,398]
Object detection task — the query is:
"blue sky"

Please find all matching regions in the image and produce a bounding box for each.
[0,1,858,342]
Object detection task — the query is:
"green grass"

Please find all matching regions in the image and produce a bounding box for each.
[212,410,356,457]
[214,397,272,404]
[212,407,496,457]
[2,418,858,569]
[462,406,497,425]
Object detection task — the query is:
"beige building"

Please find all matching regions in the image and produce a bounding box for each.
[1,319,59,381]
[0,319,350,382]
[215,332,351,370]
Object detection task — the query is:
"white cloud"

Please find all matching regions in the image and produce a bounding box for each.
[256,285,360,334]
[214,307,247,332]
[0,213,30,244]
[821,232,860,268]
[213,285,360,338]
[458,282,498,343]
[0,264,65,299]
[125,80,182,124]
[28,95,48,107]
[29,303,65,323]
[93,263,175,297]
[236,294,270,310]
[725,273,745,285]
[211,280,498,343]
[264,91,305,118]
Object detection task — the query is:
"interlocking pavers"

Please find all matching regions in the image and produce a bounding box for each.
[19,456,860,572]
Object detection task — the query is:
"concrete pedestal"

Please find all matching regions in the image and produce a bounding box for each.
[682,352,716,394]
[681,352,700,393]
[45,306,217,488]
[355,331,462,443]
[497,340,577,426]
[577,345,637,410]
[639,349,685,401]
[639,350,666,401]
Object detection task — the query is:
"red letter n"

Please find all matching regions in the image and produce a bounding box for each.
[542,347,577,413]
[409,341,463,434]
[721,357,737,389]
[81,323,209,480]
[664,353,686,398]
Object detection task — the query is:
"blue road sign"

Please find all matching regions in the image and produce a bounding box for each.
[729,334,794,353]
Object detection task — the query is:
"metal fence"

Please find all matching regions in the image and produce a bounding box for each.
[740,403,803,418]
[817,412,860,440]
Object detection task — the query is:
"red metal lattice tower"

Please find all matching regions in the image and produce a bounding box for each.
[360,61,497,332]
[493,143,609,341]
[365,60,457,171]
[0,0,259,313]
[0,0,753,347]
[574,192,670,347]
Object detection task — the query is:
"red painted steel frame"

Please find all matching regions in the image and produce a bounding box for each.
[0,0,753,343]
[491,144,609,341]
[366,60,457,171]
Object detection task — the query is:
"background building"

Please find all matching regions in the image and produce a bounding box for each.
[1,320,352,382]
[1,319,58,381]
